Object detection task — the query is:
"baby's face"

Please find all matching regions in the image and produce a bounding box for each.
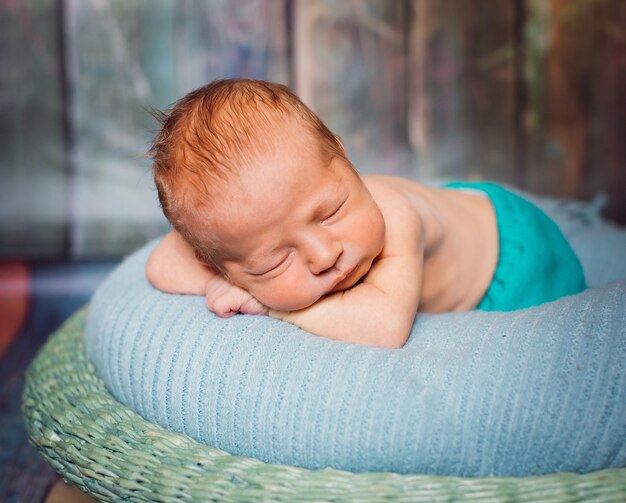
[207,130,385,311]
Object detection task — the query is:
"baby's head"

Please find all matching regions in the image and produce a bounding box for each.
[151,79,384,310]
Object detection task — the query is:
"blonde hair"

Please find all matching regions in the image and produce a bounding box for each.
[150,78,345,267]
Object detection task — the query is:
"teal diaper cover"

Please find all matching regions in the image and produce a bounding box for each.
[445,181,586,311]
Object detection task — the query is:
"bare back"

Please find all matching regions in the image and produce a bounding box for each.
[364,176,499,313]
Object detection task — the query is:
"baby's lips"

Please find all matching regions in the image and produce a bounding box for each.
[331,264,357,291]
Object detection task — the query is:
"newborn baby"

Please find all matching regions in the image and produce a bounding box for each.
[146,78,585,348]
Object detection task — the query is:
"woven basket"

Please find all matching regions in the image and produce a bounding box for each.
[23,309,626,502]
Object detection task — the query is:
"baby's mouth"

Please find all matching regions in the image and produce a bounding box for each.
[331,265,358,291]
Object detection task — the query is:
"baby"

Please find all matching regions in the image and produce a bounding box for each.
[146,78,586,348]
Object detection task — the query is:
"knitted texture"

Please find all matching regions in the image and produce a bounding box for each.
[85,195,626,477]
[24,310,626,502]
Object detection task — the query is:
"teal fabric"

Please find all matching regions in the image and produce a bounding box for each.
[85,190,626,478]
[444,181,586,311]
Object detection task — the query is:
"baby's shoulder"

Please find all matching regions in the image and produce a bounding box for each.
[363,175,416,214]
[363,175,436,200]
[362,176,427,247]
[363,175,440,217]
[362,174,417,191]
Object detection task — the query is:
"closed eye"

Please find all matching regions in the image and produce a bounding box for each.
[249,251,293,277]
[322,198,347,223]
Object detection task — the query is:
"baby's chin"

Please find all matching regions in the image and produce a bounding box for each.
[329,274,361,294]
[267,294,325,312]
[264,288,339,312]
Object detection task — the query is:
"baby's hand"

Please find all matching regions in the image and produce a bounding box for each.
[205,276,268,318]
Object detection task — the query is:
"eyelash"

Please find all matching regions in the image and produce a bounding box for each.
[323,200,345,222]
[256,251,292,276]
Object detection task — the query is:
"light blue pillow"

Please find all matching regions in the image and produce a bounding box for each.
[85,194,626,477]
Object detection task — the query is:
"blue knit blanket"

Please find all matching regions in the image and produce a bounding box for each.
[85,194,626,477]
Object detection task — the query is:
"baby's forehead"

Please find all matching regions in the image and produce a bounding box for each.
[208,158,340,222]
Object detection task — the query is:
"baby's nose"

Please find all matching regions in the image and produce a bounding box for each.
[306,231,343,275]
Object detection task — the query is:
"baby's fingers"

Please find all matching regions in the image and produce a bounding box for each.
[208,294,239,318]
[239,296,269,316]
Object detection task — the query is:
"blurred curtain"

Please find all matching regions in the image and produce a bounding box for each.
[1,0,623,260]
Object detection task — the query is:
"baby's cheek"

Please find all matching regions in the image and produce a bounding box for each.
[254,274,320,311]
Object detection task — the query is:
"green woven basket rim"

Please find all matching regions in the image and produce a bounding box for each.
[22,308,626,502]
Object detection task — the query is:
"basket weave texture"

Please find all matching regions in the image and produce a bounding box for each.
[23,308,626,502]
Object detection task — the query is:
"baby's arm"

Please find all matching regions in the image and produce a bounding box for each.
[146,231,267,317]
[146,231,211,295]
[271,183,423,349]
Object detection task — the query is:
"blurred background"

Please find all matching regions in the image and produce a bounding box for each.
[1,0,625,261]
[0,0,624,501]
